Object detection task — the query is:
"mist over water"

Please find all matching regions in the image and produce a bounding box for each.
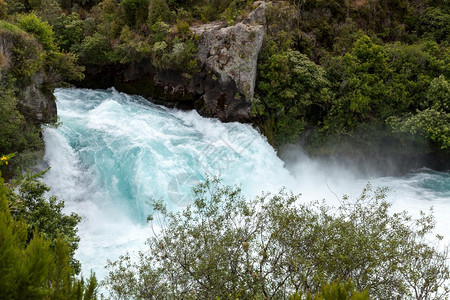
[42,88,450,282]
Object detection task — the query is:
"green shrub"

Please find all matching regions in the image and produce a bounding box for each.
[28,0,42,10]
[4,0,26,14]
[110,35,152,64]
[257,48,333,145]
[151,37,198,72]
[0,0,6,18]
[175,19,190,38]
[426,75,450,112]
[388,108,450,149]
[17,13,57,52]
[0,79,43,156]
[0,169,98,299]
[150,19,170,42]
[291,279,369,300]
[53,13,85,52]
[10,34,44,81]
[76,32,112,65]
[8,170,83,273]
[59,0,102,9]
[419,7,450,43]
[120,0,149,27]
[323,36,450,139]
[0,20,23,33]
[104,179,450,299]
[148,0,170,25]
[46,51,85,83]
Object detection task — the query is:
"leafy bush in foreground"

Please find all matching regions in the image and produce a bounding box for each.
[0,158,98,299]
[104,178,449,299]
[7,170,83,274]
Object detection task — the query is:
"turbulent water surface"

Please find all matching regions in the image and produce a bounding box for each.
[43,88,450,282]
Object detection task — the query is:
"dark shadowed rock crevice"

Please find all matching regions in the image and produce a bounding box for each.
[16,71,57,125]
[80,61,248,122]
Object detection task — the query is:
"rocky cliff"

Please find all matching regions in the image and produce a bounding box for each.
[16,71,57,125]
[193,1,266,104]
[80,2,268,122]
[0,28,57,125]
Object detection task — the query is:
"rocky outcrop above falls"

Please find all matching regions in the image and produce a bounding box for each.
[0,29,57,125]
[16,71,57,124]
[80,2,268,122]
[194,1,266,102]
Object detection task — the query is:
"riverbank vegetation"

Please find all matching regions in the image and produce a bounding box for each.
[254,0,449,157]
[0,10,84,176]
[1,0,449,157]
[104,178,449,299]
[0,157,98,298]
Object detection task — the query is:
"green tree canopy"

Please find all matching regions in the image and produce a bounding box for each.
[7,170,83,273]
[148,0,170,25]
[17,13,57,52]
[256,48,333,145]
[0,165,98,299]
[104,178,450,299]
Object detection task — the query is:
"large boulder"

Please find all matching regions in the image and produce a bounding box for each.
[195,2,266,101]
[161,1,267,121]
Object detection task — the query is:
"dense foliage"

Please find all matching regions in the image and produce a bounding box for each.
[7,170,83,273]
[0,12,84,174]
[0,79,43,159]
[0,157,98,299]
[255,0,450,151]
[256,48,332,145]
[104,178,449,299]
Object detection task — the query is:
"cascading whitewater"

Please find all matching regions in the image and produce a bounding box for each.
[42,88,450,282]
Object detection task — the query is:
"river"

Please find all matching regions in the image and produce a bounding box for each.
[42,88,450,283]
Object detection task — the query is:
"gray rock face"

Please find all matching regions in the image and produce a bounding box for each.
[195,1,267,101]
[244,1,268,25]
[82,2,268,123]
[17,71,57,124]
[0,33,14,81]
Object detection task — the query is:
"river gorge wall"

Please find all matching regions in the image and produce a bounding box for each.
[2,1,448,173]
[78,1,267,123]
[0,29,57,125]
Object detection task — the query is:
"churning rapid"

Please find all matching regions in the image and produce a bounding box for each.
[42,88,450,282]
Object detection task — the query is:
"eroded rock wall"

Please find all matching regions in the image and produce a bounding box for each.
[0,30,57,124]
[195,1,266,101]
[80,1,268,123]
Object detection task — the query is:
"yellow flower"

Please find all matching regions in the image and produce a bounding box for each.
[5,161,8,165]
[1,156,6,160]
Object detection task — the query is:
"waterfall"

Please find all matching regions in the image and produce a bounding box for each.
[43,88,450,281]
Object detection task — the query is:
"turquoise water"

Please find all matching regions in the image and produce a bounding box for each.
[42,88,450,282]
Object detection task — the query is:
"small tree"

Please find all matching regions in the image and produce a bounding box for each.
[53,13,85,52]
[7,170,83,274]
[0,0,7,19]
[17,13,57,52]
[0,166,98,299]
[120,0,149,27]
[257,48,333,145]
[148,0,170,25]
